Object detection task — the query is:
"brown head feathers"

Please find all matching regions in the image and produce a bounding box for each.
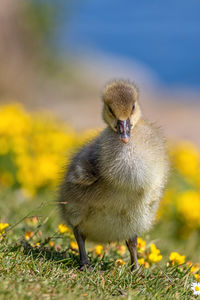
[102,80,138,118]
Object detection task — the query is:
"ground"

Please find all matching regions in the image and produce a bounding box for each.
[0,189,199,300]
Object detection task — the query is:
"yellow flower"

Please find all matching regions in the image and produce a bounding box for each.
[137,237,146,253]
[115,259,126,266]
[148,243,163,263]
[0,138,9,155]
[148,253,163,263]
[138,258,145,265]
[96,245,103,256]
[58,224,71,234]
[0,103,31,136]
[70,241,78,250]
[0,223,9,233]
[171,142,200,178]
[169,252,185,265]
[0,103,83,194]
[190,263,200,274]
[24,231,34,240]
[150,243,160,255]
[0,222,9,240]
[194,274,200,282]
[144,262,150,268]
[176,191,200,229]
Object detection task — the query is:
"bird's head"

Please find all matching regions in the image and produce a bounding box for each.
[102,80,141,144]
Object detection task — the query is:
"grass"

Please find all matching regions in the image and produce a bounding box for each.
[0,189,199,300]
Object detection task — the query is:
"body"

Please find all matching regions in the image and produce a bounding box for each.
[59,80,169,269]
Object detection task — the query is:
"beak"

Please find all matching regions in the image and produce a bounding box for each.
[117,119,131,144]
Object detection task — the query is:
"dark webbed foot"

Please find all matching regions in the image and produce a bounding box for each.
[126,235,139,270]
[79,262,93,272]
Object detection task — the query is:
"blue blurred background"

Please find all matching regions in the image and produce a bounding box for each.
[57,0,200,88]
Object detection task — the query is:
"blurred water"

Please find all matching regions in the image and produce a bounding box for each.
[57,0,200,89]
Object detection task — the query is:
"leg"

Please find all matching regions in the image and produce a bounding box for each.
[73,227,90,269]
[126,235,139,270]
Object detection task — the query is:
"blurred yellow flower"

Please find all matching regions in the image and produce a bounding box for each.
[0,103,31,137]
[190,263,200,274]
[150,244,160,254]
[70,241,78,250]
[0,223,9,233]
[137,237,146,253]
[148,243,163,263]
[0,103,82,195]
[138,258,145,265]
[169,252,185,265]
[96,245,103,256]
[148,253,163,263]
[194,274,200,282]
[176,191,200,229]
[58,224,70,234]
[0,138,9,155]
[115,259,126,266]
[171,141,200,179]
[24,231,34,240]
[0,223,9,240]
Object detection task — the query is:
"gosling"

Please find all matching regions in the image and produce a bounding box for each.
[59,80,169,270]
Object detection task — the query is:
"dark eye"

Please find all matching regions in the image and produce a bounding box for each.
[131,104,135,113]
[108,106,115,117]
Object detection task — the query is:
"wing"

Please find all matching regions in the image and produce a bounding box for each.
[67,139,100,186]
